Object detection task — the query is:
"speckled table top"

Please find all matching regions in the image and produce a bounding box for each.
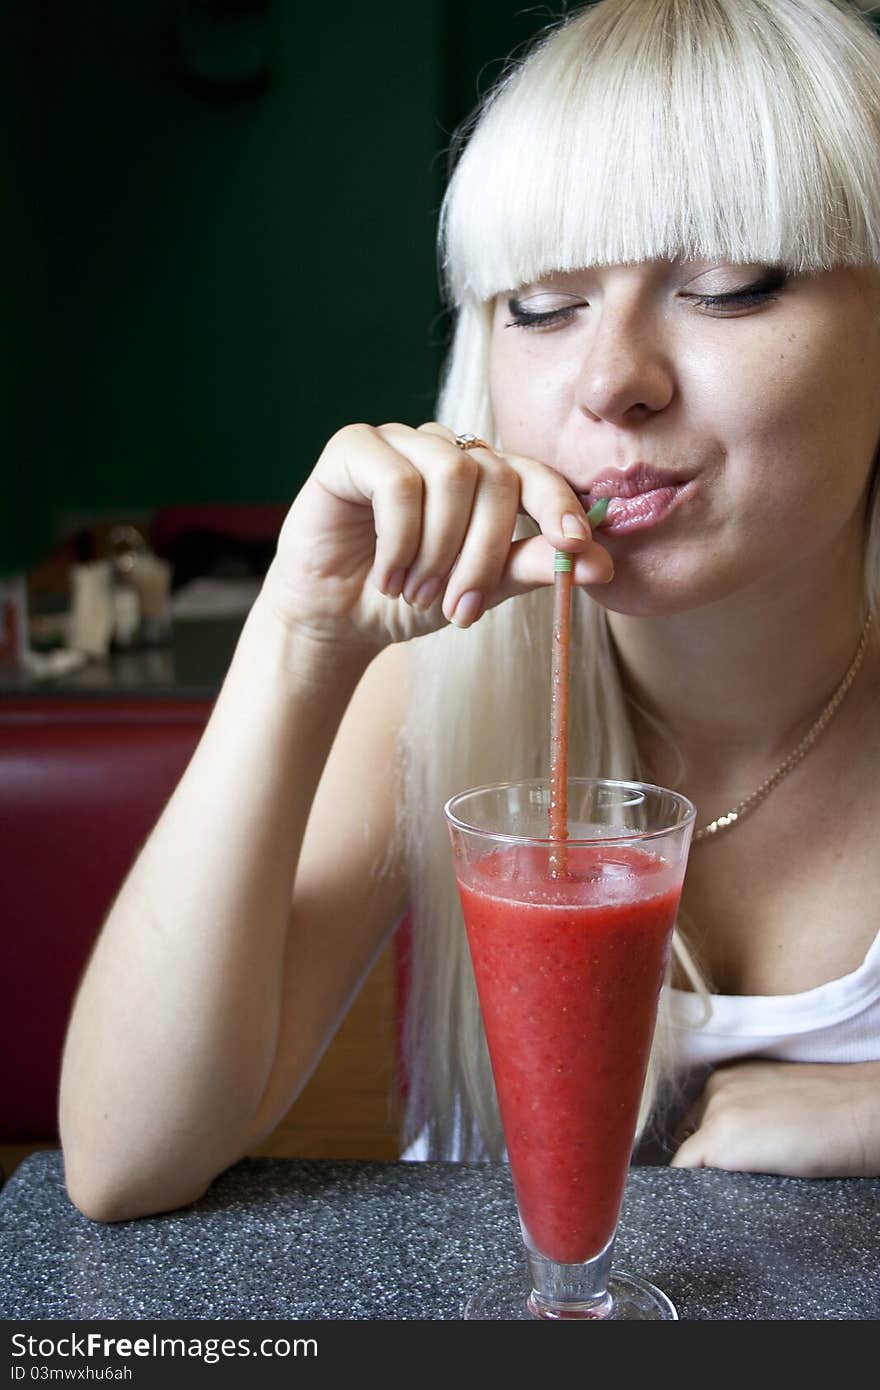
[1,1153,877,1321]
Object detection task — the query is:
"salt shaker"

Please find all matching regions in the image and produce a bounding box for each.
[70,561,115,658]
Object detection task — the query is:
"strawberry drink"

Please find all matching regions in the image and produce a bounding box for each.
[459,842,680,1262]
[445,778,694,1320]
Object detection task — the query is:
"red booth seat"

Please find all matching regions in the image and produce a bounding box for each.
[0,699,209,1138]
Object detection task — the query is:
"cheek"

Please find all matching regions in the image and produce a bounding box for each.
[698,326,880,516]
[778,311,880,446]
[489,340,573,453]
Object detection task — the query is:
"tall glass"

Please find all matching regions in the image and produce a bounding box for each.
[445,778,695,1320]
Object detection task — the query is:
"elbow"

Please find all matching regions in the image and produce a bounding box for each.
[66,1182,145,1225]
[65,1173,149,1224]
[59,1111,218,1223]
[63,1155,211,1224]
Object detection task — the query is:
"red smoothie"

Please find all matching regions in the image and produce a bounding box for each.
[457,841,681,1265]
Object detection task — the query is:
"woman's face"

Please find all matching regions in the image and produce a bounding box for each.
[489,260,880,615]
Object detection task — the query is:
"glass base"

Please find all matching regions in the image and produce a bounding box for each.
[464,1269,678,1320]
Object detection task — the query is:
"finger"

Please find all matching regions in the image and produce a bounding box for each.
[375,425,482,607]
[382,424,525,619]
[439,461,522,625]
[363,424,613,619]
[416,421,465,442]
[316,424,425,595]
[477,533,613,613]
[503,450,602,552]
[422,439,613,622]
[422,426,602,554]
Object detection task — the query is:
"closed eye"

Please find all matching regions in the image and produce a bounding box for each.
[504,269,789,328]
[684,269,788,315]
[505,294,584,330]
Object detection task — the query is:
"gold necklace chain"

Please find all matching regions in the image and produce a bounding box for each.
[692,613,874,846]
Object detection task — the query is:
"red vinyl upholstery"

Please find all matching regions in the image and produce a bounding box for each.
[0,698,210,1138]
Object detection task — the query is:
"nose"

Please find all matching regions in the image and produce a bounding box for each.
[575,302,675,425]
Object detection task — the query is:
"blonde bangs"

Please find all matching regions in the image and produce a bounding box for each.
[441,0,880,305]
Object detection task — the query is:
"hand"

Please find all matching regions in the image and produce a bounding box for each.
[669,1059,880,1177]
[261,421,613,651]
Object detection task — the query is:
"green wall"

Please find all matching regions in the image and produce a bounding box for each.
[1,1,564,575]
[2,2,50,575]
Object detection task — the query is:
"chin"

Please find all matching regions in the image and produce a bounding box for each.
[583,533,750,617]
[585,556,730,619]
[587,587,700,619]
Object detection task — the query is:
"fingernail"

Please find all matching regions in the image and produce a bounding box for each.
[385,568,407,598]
[412,577,442,610]
[561,512,588,541]
[451,590,483,627]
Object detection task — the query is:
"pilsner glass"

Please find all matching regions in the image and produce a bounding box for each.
[445,778,695,1320]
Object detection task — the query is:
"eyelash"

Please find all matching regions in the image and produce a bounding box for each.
[690,285,783,312]
[505,280,785,329]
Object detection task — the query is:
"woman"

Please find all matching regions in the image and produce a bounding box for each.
[61,0,880,1221]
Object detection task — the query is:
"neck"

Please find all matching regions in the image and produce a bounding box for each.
[605,535,871,795]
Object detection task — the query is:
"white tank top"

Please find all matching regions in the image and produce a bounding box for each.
[668,921,880,1069]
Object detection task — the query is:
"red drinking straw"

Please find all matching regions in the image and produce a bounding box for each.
[548,498,610,876]
[548,550,573,876]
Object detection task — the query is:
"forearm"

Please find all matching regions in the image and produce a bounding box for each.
[671,1058,880,1177]
[59,591,373,1219]
[842,1061,880,1176]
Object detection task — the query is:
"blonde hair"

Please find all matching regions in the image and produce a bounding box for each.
[400,0,880,1159]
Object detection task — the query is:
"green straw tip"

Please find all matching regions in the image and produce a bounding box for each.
[586,497,611,527]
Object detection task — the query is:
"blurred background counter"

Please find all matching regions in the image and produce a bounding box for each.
[2,593,258,699]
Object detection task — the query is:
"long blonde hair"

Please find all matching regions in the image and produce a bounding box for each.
[399,0,880,1158]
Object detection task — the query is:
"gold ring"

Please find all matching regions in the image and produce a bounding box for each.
[454,433,492,451]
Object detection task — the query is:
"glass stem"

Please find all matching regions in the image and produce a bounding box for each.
[525,1234,617,1320]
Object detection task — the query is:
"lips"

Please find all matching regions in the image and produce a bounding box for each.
[577,465,695,537]
[580,464,693,501]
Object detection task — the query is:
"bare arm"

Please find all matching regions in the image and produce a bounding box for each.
[60,600,407,1221]
[669,1059,880,1176]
